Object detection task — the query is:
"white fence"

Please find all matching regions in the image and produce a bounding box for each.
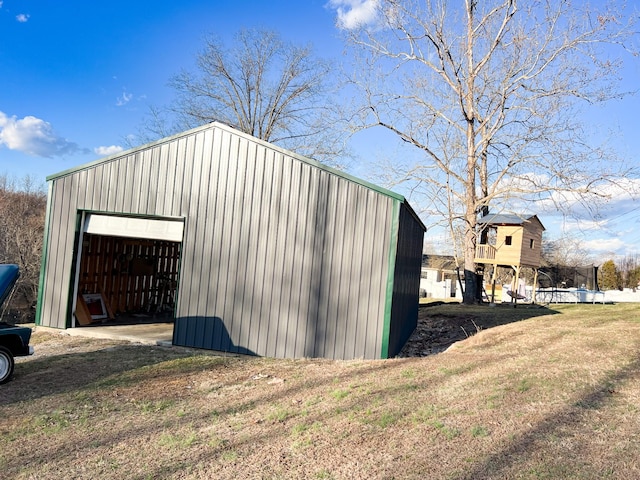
[535,288,605,304]
[420,268,640,303]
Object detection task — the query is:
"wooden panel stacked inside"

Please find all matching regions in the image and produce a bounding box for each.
[78,234,181,316]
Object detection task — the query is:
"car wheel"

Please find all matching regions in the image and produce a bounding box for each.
[0,346,15,384]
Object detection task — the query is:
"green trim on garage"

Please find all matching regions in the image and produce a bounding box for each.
[380,199,401,359]
[34,181,54,326]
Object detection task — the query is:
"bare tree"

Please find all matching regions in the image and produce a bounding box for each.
[0,175,46,322]
[135,28,350,166]
[542,235,593,268]
[616,253,640,288]
[333,0,639,303]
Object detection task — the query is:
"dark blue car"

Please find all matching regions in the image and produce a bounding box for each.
[0,264,34,384]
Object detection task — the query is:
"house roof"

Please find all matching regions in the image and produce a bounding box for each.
[422,254,459,271]
[477,214,545,230]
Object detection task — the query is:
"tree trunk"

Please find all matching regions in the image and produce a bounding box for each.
[462,0,478,306]
[463,235,478,304]
[462,115,479,304]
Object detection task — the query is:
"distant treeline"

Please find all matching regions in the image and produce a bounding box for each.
[0,175,46,323]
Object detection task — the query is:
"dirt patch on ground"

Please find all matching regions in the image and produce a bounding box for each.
[400,310,477,356]
[399,302,554,357]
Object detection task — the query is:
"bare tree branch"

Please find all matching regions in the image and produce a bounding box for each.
[132,28,351,166]
[0,175,46,322]
[337,0,639,303]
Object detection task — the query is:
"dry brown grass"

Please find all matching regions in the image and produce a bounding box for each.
[2,303,640,479]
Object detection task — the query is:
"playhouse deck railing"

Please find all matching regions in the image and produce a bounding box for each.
[475,244,496,262]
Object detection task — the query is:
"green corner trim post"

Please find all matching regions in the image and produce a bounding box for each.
[381,199,400,359]
[34,181,54,326]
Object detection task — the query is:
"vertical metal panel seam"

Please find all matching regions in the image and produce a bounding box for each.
[53,178,73,327]
[45,182,64,326]
[106,157,117,210]
[381,199,400,359]
[63,173,83,328]
[201,128,222,331]
[265,151,285,357]
[155,145,166,215]
[360,191,378,358]
[167,142,179,216]
[351,189,371,358]
[34,181,54,326]
[64,211,84,328]
[216,131,236,349]
[333,179,350,359]
[256,146,275,355]
[234,138,255,352]
[276,155,295,357]
[303,167,325,358]
[290,161,307,358]
[317,174,337,358]
[282,156,299,358]
[247,143,268,353]
[225,133,246,350]
[191,130,211,312]
[343,182,362,359]
[191,130,213,344]
[366,193,389,359]
[181,134,199,317]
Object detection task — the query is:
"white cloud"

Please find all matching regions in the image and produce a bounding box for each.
[94,145,123,156]
[0,2,4,9]
[16,13,29,23]
[0,111,83,157]
[116,90,133,106]
[327,0,380,30]
[582,237,626,255]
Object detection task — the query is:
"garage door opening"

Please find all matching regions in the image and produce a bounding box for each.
[72,214,183,328]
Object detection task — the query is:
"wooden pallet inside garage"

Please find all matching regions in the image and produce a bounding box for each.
[77,233,180,318]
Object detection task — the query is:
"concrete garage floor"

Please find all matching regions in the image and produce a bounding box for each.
[39,322,174,346]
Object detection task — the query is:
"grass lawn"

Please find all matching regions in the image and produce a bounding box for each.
[1,303,639,479]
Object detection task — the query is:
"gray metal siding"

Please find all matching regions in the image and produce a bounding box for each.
[173,129,396,359]
[40,123,401,359]
[40,176,80,329]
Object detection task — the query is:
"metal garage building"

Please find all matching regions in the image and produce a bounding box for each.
[36,122,425,359]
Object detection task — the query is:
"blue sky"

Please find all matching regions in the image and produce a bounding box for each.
[1,0,639,261]
[0,0,342,171]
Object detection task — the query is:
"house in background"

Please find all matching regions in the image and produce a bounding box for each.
[475,214,545,303]
[420,254,463,300]
[36,122,425,360]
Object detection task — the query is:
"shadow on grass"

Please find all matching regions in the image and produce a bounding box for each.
[455,350,640,479]
[0,344,226,406]
[0,350,419,479]
[401,303,561,356]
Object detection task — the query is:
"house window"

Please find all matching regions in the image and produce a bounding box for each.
[530,239,535,249]
[505,235,512,246]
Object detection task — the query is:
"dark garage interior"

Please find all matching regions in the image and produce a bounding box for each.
[75,233,181,326]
